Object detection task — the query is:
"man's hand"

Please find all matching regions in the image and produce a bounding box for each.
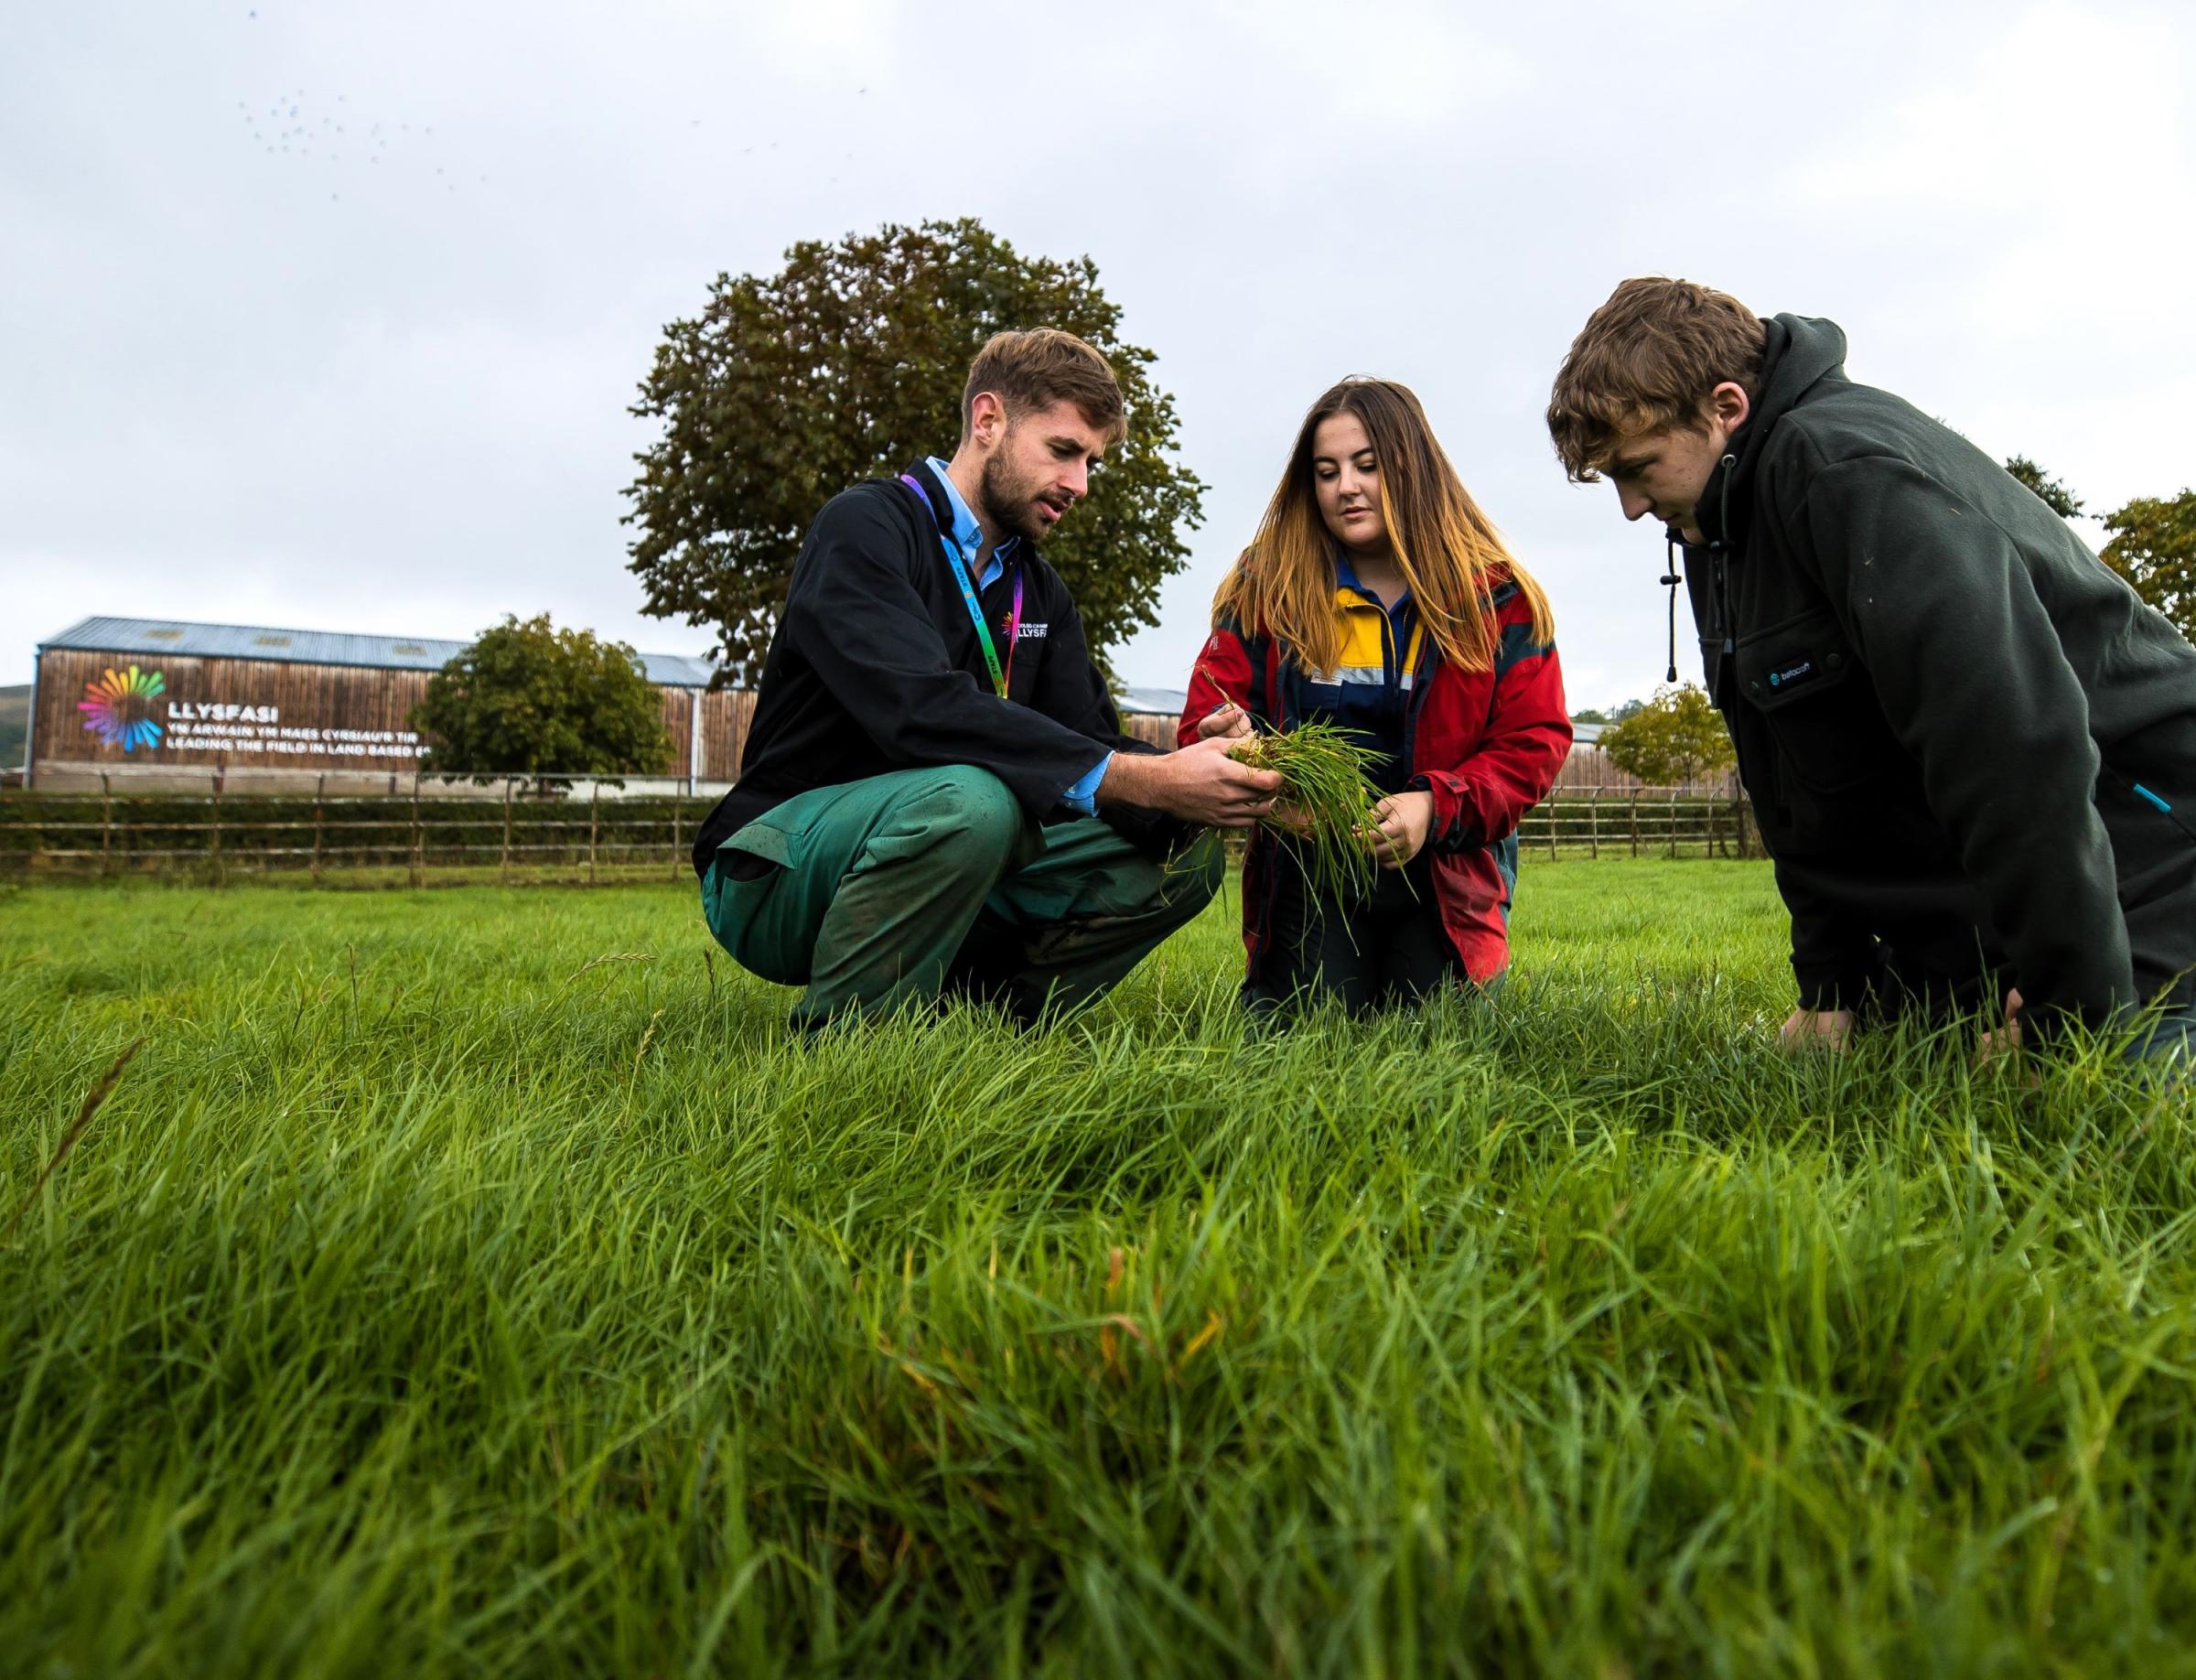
[1198,708,1306,829]
[1096,737,1282,828]
[1195,702,1254,743]
[1367,791,1434,869]
[1779,1007,1855,1053]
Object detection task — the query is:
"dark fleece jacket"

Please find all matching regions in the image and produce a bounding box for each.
[1680,314,2196,1044]
[691,460,1181,878]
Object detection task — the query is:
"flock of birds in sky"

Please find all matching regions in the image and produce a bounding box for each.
[235,74,479,205]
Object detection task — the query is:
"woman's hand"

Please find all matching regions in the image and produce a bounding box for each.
[1196,702,1254,742]
[1367,791,1434,868]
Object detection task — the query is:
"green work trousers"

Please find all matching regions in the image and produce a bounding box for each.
[700,765,1222,1029]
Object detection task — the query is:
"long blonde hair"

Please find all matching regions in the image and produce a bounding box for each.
[1214,378,1554,674]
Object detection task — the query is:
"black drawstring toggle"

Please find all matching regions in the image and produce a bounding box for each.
[1660,538,1682,684]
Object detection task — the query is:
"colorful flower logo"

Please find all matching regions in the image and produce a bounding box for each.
[79,665,166,751]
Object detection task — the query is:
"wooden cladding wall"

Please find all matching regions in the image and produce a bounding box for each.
[1116,712,1179,751]
[35,648,703,778]
[696,689,755,781]
[36,651,433,773]
[1552,743,1739,795]
[657,687,692,774]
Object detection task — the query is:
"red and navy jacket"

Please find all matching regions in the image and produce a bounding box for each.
[1179,569,1570,985]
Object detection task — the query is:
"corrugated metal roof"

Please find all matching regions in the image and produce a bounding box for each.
[38,616,720,688]
[1115,685,1187,717]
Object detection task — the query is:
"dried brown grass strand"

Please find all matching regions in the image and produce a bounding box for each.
[5,1037,145,1244]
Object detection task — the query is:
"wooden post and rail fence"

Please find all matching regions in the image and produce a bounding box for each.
[0,768,1756,886]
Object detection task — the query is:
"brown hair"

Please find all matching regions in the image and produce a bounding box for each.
[1546,277,1767,482]
[961,328,1126,445]
[1213,378,1554,677]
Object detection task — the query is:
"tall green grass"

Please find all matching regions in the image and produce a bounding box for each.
[5,862,2195,1676]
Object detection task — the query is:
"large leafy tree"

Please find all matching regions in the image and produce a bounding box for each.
[410,614,673,780]
[623,219,1205,684]
[2003,455,2085,519]
[2101,490,2196,643]
[1599,684,1735,786]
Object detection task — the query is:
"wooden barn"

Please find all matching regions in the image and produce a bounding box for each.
[26,617,737,792]
[25,618,1200,793]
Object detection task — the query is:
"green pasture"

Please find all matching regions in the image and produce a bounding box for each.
[5,861,2195,1676]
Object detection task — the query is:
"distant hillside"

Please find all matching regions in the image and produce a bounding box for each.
[0,684,27,770]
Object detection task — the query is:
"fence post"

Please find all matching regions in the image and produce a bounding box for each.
[408,770,423,888]
[1629,792,1640,857]
[1588,787,1600,860]
[1667,787,1679,858]
[668,790,681,882]
[588,781,599,886]
[312,774,325,885]
[210,774,225,888]
[501,781,514,885]
[100,772,113,878]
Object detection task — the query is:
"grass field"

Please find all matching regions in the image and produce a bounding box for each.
[5,860,2196,1676]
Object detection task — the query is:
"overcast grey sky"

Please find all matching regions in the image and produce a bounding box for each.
[5,0,2191,711]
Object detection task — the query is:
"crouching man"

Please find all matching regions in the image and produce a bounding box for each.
[1547,277,2196,1067]
[690,328,1281,1031]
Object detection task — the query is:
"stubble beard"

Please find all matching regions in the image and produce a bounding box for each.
[979,449,1050,547]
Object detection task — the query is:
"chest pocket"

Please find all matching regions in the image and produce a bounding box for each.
[1734,607,1891,793]
[999,614,1047,705]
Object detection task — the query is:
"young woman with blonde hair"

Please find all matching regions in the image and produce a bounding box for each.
[1180,377,1571,1013]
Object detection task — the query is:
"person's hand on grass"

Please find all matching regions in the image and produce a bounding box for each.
[1779,1007,1854,1053]
[1366,792,1434,869]
[1976,987,2029,1071]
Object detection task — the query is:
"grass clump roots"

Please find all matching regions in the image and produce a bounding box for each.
[1230,721,1387,899]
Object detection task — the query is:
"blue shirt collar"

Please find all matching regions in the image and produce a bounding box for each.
[924,457,1020,565]
[1334,550,1409,609]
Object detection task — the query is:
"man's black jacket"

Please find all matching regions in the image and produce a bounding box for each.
[1680,314,2196,1043]
[691,460,1179,878]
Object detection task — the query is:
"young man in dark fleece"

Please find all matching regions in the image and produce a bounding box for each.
[1548,277,2196,1066]
[691,328,1281,1031]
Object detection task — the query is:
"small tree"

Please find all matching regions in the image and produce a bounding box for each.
[2101,490,2196,643]
[623,218,1204,684]
[410,614,673,781]
[1599,684,1735,786]
[2004,456,2085,519]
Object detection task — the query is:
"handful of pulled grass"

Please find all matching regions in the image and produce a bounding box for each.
[1228,721,1387,901]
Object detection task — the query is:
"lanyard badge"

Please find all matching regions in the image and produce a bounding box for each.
[901,474,1023,699]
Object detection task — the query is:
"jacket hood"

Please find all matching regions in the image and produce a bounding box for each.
[1693,314,1848,553]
